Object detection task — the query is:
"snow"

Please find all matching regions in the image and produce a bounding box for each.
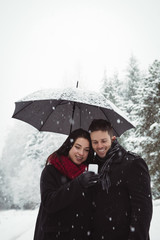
[19,87,135,125]
[12,87,135,137]
[0,209,38,240]
[0,200,160,240]
[19,87,133,124]
[20,88,112,108]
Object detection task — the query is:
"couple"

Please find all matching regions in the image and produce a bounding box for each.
[34,119,152,240]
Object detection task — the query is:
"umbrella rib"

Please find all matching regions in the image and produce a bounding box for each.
[39,100,65,131]
[72,102,82,129]
[69,102,82,133]
[12,101,33,117]
[69,101,82,133]
[100,107,120,136]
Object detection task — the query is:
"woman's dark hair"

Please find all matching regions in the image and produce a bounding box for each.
[47,128,93,165]
[88,119,114,137]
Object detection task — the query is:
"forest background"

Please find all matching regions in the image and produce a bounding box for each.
[0,56,160,209]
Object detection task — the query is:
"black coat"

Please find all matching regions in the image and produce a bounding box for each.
[33,165,92,240]
[92,141,152,240]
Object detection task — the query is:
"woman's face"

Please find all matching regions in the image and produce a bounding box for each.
[69,137,90,165]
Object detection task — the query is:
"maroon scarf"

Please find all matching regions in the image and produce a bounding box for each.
[48,154,87,179]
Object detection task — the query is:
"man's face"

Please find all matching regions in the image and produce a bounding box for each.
[90,130,113,158]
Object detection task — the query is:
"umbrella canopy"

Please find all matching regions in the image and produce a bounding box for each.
[12,88,135,137]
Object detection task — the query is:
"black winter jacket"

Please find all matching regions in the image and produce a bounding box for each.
[92,140,152,240]
[33,165,92,240]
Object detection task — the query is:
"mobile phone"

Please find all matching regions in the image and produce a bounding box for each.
[88,164,98,174]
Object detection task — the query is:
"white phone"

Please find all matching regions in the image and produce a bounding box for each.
[88,164,98,174]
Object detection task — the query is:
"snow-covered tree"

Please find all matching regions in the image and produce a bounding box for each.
[0,168,7,209]
[116,56,143,151]
[101,69,124,107]
[0,122,33,209]
[0,121,66,209]
[138,60,160,198]
[122,59,160,198]
[125,55,142,103]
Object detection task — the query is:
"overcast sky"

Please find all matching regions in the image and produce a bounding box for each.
[0,0,160,152]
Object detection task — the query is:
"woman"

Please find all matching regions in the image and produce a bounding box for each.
[33,128,98,240]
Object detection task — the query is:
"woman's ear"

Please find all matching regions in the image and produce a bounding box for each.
[111,136,116,142]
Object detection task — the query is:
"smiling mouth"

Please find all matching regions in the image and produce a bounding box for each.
[97,149,107,157]
[97,149,105,153]
[76,156,83,161]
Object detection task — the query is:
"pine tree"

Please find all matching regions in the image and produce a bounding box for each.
[101,58,160,198]
[0,121,66,209]
[0,168,6,209]
[125,55,141,104]
[123,55,143,118]
[119,56,143,152]
[138,60,160,198]
[101,69,123,106]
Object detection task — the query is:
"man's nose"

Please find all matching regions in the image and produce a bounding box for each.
[97,142,103,148]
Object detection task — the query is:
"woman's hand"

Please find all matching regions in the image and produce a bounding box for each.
[77,171,99,188]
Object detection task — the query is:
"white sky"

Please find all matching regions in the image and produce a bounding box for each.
[0,0,160,152]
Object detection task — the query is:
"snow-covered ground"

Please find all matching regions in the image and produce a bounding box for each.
[0,209,38,240]
[0,200,160,240]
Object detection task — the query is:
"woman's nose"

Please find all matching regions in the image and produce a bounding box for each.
[78,149,84,155]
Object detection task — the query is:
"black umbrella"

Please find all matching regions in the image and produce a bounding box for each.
[12,87,135,136]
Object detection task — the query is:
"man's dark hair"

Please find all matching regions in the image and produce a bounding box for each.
[88,119,113,137]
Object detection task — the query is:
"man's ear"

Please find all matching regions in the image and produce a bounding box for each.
[111,136,116,142]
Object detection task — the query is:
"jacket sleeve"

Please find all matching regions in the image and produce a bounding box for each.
[40,165,85,214]
[126,157,153,240]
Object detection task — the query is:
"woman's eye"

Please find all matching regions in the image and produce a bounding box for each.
[85,149,89,152]
[75,146,80,149]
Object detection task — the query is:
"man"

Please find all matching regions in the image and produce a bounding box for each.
[89,119,152,240]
